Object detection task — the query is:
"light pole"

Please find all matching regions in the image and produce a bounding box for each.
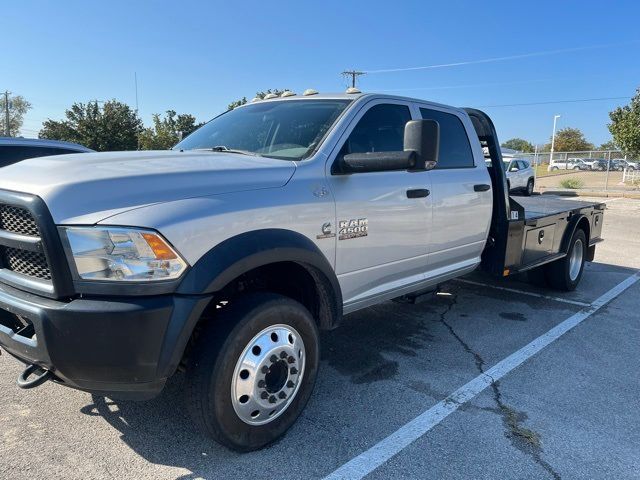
[549,114,561,168]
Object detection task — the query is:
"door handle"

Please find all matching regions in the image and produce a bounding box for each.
[406,188,430,198]
[474,184,491,192]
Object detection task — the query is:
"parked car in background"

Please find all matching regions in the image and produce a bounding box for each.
[504,158,535,195]
[612,159,638,171]
[589,159,609,171]
[548,157,588,171]
[0,137,93,168]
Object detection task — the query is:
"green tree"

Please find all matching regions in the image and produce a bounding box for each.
[609,88,640,158]
[227,89,288,110]
[544,127,594,152]
[138,110,204,150]
[599,140,618,151]
[0,93,32,137]
[501,138,534,153]
[39,100,142,151]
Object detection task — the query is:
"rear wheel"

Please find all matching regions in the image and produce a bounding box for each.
[551,166,559,171]
[525,178,534,196]
[545,229,587,291]
[186,293,319,451]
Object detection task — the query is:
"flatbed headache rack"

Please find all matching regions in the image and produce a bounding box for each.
[464,108,605,278]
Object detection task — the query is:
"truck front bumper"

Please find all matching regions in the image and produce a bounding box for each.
[0,281,211,400]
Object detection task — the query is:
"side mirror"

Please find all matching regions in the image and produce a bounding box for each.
[404,119,439,171]
[338,119,440,174]
[510,167,519,172]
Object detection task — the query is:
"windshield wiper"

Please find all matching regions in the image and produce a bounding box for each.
[207,146,261,156]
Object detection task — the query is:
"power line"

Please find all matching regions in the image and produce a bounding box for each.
[363,40,640,74]
[477,96,630,108]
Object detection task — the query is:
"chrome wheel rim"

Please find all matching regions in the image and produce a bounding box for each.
[231,324,305,426]
[569,238,584,281]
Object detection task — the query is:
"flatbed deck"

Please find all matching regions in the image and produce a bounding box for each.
[516,195,605,221]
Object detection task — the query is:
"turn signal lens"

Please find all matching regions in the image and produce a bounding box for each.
[141,233,177,260]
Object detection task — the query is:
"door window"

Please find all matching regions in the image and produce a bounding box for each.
[419,108,474,169]
[340,104,411,157]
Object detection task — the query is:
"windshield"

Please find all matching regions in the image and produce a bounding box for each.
[175,99,351,160]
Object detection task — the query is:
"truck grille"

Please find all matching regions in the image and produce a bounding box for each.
[0,203,53,282]
[0,205,40,236]
[2,247,52,280]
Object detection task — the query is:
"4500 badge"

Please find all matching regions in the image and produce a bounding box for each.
[339,218,368,240]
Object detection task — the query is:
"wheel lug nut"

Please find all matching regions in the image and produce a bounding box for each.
[287,380,294,388]
[280,351,288,359]
[278,391,286,399]
[270,355,278,363]
[261,366,269,374]
[258,380,265,388]
[269,395,277,404]
[290,367,298,375]
[287,356,295,364]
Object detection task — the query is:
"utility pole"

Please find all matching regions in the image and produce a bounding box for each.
[134,72,139,113]
[134,72,141,150]
[341,70,365,88]
[549,114,561,168]
[4,91,10,137]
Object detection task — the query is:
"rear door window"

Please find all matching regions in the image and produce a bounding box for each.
[419,108,475,169]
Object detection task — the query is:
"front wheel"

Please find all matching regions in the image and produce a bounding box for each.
[186,293,319,451]
[545,229,587,291]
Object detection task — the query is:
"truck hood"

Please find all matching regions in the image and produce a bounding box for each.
[0,150,296,224]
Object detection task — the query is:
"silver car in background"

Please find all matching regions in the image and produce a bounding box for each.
[504,158,535,195]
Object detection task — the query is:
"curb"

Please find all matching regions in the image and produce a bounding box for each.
[539,189,640,199]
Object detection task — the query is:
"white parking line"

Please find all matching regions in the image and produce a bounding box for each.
[324,272,639,480]
[454,278,591,307]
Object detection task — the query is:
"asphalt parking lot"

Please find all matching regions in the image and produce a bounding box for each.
[1,196,639,480]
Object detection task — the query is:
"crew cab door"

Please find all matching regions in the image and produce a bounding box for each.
[418,106,492,273]
[326,101,432,310]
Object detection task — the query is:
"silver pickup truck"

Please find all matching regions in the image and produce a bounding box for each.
[0,91,604,451]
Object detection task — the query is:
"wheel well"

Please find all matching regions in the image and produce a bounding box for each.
[179,261,339,371]
[576,216,590,242]
[563,216,590,254]
[205,261,338,331]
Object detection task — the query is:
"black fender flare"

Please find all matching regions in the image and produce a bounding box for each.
[561,214,591,254]
[176,229,343,327]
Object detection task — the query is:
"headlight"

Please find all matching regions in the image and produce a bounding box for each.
[61,227,188,282]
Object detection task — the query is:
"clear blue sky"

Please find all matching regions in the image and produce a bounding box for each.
[4,0,639,146]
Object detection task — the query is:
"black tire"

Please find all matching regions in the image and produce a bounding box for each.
[525,178,534,196]
[186,292,319,451]
[545,229,587,291]
[507,180,511,192]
